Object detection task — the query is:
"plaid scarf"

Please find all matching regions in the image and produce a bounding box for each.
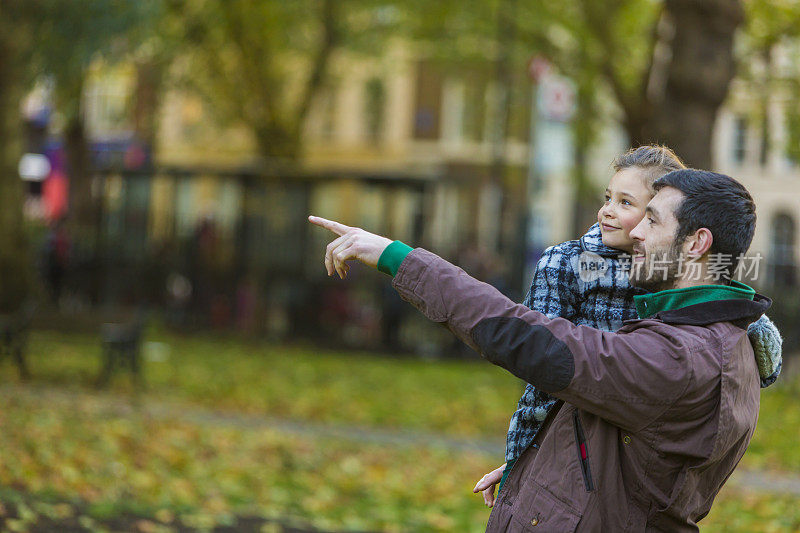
[506,223,643,461]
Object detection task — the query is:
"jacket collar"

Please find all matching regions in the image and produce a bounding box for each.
[634,281,771,327]
[580,223,627,258]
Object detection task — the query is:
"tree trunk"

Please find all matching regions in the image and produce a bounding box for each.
[254,123,300,168]
[492,0,515,257]
[64,102,102,305]
[133,59,165,162]
[64,113,94,232]
[758,45,773,167]
[571,141,600,237]
[0,10,31,312]
[648,0,744,169]
[571,38,603,237]
[622,112,652,152]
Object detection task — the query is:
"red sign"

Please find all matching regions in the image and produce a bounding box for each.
[538,76,576,122]
[528,55,551,82]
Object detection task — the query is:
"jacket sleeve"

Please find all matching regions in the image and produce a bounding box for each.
[392,248,692,433]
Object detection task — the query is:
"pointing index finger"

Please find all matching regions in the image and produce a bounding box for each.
[308,215,353,237]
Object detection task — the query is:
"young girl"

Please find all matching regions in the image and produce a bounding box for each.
[474,145,783,507]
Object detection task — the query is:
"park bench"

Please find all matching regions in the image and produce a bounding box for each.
[96,308,148,388]
[0,300,37,380]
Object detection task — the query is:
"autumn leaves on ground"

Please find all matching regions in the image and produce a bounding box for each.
[1,328,799,532]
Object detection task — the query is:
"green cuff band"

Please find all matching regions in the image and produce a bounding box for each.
[498,458,515,493]
[377,241,413,276]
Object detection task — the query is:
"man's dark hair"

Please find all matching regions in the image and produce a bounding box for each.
[653,169,756,282]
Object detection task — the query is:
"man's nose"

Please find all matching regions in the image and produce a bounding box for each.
[629,218,645,242]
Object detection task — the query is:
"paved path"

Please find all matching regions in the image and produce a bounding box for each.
[1,383,503,453]
[3,383,799,496]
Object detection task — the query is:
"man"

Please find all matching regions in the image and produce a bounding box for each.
[309,169,769,531]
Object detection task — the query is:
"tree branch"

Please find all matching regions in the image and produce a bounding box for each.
[577,0,652,141]
[294,0,339,133]
[220,2,280,127]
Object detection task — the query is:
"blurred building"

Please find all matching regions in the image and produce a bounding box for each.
[156,45,541,263]
[150,41,800,293]
[712,42,800,292]
[24,38,800,347]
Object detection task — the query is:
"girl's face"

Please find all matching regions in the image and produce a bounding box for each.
[597,167,653,254]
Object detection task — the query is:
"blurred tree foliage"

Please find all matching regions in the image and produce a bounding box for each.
[31,1,160,259]
[0,1,38,312]
[397,0,745,170]
[741,0,800,166]
[163,0,398,165]
[2,1,800,312]
[0,1,160,309]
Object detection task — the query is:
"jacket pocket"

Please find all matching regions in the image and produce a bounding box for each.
[508,481,582,532]
[573,410,595,492]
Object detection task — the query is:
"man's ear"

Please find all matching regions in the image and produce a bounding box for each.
[683,228,714,257]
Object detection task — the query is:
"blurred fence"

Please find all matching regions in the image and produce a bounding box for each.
[32,165,800,358]
[36,166,518,356]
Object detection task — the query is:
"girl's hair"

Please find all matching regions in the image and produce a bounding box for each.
[612,145,686,187]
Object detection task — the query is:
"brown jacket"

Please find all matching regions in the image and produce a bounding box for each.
[391,249,769,532]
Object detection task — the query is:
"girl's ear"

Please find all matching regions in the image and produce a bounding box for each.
[683,228,714,257]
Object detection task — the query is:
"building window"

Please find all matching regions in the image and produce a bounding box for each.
[770,212,797,287]
[364,78,385,145]
[413,61,442,140]
[321,84,338,140]
[785,103,800,167]
[440,78,465,145]
[733,115,748,165]
[506,77,531,143]
[462,77,486,142]
[84,71,131,138]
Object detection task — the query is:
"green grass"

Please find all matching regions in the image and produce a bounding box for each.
[0,327,798,531]
[738,376,800,472]
[11,327,524,438]
[703,489,800,532]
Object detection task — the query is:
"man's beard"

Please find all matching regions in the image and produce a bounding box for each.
[629,241,683,292]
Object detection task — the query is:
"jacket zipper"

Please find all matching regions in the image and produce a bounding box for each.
[573,410,595,491]
[497,400,564,507]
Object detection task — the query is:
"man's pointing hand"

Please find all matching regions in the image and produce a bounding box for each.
[308,215,393,279]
